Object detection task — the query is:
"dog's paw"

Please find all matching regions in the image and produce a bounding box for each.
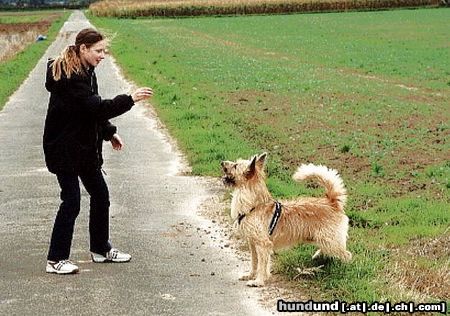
[246,279,265,287]
[239,274,255,281]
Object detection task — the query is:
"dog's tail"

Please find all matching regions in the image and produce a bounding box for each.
[293,164,347,212]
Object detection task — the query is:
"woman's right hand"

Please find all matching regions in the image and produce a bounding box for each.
[131,87,153,102]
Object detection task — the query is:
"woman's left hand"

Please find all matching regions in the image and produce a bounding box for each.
[111,133,123,150]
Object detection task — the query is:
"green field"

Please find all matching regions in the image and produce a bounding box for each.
[0,4,446,310]
[89,8,449,304]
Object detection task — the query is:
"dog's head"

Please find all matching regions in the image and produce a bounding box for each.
[221,153,267,187]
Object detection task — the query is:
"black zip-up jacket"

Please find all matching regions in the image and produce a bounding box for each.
[43,60,134,174]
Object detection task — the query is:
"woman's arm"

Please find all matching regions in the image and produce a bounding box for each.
[64,78,135,121]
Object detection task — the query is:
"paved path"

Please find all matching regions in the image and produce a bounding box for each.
[0,11,271,316]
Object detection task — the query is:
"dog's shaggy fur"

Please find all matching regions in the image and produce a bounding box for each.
[221,153,351,287]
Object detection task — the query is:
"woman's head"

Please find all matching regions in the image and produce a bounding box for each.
[52,28,107,80]
[76,28,107,68]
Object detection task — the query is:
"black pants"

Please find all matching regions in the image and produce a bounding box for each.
[47,169,112,262]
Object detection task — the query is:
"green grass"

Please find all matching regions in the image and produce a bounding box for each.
[0,10,69,111]
[89,8,450,303]
[275,244,387,301]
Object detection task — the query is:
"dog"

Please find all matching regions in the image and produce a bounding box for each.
[221,153,351,287]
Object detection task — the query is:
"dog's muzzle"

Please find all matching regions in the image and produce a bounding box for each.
[222,175,236,186]
[221,161,236,186]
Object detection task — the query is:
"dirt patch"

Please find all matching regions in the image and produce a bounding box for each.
[386,231,450,301]
[0,31,39,61]
[0,16,60,62]
[386,259,449,301]
[0,21,51,34]
[406,230,450,261]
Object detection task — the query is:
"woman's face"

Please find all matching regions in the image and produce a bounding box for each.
[80,40,107,68]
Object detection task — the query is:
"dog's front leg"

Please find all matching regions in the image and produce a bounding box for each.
[246,242,271,287]
[239,239,257,281]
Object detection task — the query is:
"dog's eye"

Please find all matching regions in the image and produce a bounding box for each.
[233,164,237,169]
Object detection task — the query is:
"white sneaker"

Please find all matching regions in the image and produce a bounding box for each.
[46,260,79,275]
[91,248,131,263]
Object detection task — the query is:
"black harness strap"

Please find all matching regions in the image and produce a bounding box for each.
[237,201,282,236]
[238,207,254,225]
[268,201,282,236]
[237,213,245,225]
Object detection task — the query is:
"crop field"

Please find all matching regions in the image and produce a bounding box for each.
[89,0,441,17]
[90,7,449,305]
[0,10,69,109]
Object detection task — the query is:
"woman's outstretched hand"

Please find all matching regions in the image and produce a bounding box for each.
[131,87,153,102]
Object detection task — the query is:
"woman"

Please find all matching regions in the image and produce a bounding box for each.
[43,28,152,274]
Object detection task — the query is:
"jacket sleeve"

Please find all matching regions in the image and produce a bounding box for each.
[63,76,135,121]
[45,59,57,92]
[100,120,117,141]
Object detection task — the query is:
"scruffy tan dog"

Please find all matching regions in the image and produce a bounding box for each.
[221,153,351,287]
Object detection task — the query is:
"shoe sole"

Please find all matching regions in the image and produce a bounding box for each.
[91,254,131,263]
[46,267,79,275]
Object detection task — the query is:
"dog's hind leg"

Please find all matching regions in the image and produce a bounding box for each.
[334,248,352,262]
[239,239,257,281]
[328,248,352,262]
[319,240,352,262]
[328,229,352,262]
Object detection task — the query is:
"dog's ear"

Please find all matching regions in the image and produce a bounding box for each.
[246,155,258,179]
[256,152,267,170]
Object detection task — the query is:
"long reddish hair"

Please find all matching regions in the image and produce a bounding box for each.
[51,28,104,80]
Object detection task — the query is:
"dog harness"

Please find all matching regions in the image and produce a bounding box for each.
[268,201,282,235]
[237,201,282,236]
[237,211,251,225]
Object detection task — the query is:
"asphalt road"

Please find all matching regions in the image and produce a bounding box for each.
[0,11,271,316]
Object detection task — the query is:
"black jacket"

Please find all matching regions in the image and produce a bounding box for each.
[43,60,134,174]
